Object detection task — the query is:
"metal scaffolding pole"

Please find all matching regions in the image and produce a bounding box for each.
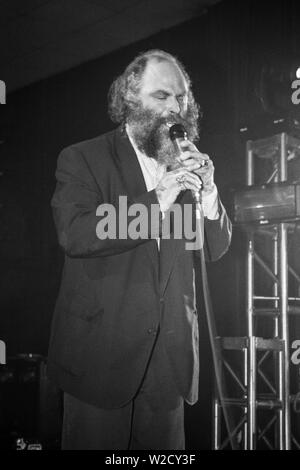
[279,134,290,449]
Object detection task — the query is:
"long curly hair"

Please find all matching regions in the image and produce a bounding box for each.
[108,49,201,133]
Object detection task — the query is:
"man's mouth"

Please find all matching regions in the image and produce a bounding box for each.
[165,119,178,128]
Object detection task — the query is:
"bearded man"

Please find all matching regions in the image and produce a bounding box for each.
[47,49,232,450]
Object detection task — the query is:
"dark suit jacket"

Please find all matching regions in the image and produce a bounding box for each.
[47,126,232,409]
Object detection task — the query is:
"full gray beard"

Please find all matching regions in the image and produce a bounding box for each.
[146,123,179,166]
[127,116,176,165]
[126,96,200,165]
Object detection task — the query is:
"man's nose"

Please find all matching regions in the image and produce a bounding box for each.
[166,96,181,115]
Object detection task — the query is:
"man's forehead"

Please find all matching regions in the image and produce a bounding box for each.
[140,58,188,94]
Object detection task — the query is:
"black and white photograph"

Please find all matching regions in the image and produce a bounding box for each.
[0,0,300,453]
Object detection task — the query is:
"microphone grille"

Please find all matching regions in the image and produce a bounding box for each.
[169,123,187,141]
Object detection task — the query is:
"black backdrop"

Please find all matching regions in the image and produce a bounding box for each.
[1,0,300,449]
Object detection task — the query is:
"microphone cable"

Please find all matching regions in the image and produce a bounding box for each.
[169,123,238,450]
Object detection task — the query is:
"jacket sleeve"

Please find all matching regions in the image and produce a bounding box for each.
[202,198,232,262]
[51,145,163,258]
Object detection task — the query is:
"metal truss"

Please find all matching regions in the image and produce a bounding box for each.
[213,133,300,450]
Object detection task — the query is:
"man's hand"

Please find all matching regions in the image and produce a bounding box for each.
[155,167,202,213]
[177,140,215,194]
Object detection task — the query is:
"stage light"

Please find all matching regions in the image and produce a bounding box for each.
[234,182,300,225]
[296,67,300,79]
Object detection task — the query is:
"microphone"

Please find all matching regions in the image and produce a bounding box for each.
[169,123,204,250]
[169,123,201,203]
[169,123,188,155]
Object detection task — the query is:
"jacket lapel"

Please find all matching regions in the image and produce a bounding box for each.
[113,127,148,199]
[159,190,194,296]
[113,127,159,272]
[159,238,182,297]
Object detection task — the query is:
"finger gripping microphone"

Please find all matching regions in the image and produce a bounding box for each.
[169,123,201,204]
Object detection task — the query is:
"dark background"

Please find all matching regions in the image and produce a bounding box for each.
[1,0,300,449]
